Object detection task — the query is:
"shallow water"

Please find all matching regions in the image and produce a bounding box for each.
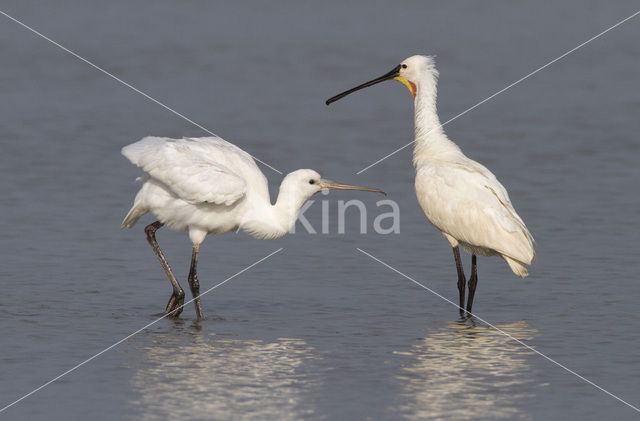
[1,1,640,419]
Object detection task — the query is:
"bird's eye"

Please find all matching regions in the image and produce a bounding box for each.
[401,64,407,69]
[309,179,315,185]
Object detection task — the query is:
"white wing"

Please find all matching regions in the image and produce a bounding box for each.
[416,158,535,264]
[122,136,265,206]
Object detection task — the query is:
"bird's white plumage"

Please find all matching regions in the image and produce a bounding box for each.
[415,159,534,273]
[122,136,267,206]
[402,55,535,277]
[121,135,288,241]
[121,135,381,245]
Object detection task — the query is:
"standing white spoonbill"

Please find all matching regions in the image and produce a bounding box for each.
[121,136,385,319]
[326,55,535,313]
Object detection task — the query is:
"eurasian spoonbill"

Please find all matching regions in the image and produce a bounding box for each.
[326,55,535,313]
[121,136,385,319]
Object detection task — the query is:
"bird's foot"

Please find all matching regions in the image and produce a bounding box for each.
[165,292,185,318]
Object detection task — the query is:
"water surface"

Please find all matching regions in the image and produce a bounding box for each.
[1,1,640,419]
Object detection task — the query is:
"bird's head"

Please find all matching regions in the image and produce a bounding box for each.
[251,170,385,238]
[326,55,438,104]
[281,169,385,203]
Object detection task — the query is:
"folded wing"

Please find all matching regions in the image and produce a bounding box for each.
[417,159,535,265]
[121,136,256,206]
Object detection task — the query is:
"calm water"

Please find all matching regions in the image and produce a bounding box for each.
[2,1,640,419]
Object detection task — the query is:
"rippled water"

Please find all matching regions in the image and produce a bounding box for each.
[129,337,321,419]
[393,322,538,420]
[1,1,640,420]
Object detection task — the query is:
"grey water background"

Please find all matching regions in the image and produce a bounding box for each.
[1,1,639,419]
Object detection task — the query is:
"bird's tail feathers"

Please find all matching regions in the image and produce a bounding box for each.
[503,255,529,278]
[121,205,147,229]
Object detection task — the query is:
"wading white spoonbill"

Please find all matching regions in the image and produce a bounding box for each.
[326,55,535,313]
[121,136,385,320]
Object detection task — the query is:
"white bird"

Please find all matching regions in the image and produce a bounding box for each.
[121,136,385,319]
[326,55,535,313]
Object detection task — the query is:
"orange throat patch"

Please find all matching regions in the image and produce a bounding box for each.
[408,81,417,98]
[394,76,417,99]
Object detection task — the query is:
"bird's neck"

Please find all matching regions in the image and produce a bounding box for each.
[412,75,462,167]
[241,186,308,240]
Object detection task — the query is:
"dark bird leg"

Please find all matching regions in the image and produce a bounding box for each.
[145,221,185,317]
[452,246,466,313]
[188,244,204,320]
[466,255,478,313]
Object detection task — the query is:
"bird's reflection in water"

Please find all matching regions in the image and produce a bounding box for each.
[128,334,320,420]
[393,320,538,420]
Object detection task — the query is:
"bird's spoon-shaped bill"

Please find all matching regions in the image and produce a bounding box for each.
[319,179,386,195]
[325,65,401,105]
